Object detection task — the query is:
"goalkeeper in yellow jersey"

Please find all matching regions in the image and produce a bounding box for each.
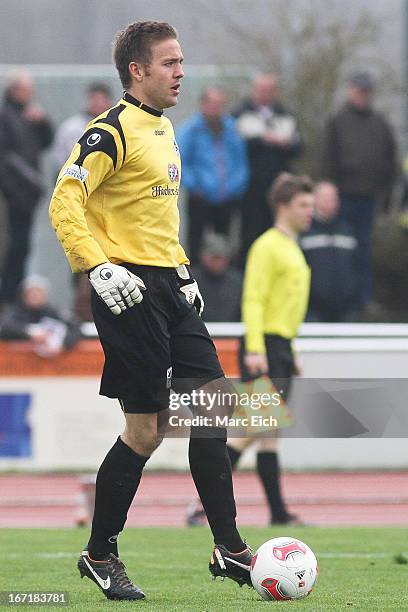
[230,173,314,525]
[49,20,252,602]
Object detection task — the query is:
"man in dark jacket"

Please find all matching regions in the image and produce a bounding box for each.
[191,234,242,323]
[0,71,54,306]
[234,73,302,266]
[321,72,397,311]
[0,275,81,357]
[300,182,358,322]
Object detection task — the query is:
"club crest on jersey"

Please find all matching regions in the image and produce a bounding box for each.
[87,132,101,146]
[62,164,89,182]
[168,163,179,183]
[173,139,180,155]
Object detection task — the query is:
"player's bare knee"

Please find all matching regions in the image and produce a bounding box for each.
[122,429,162,457]
[122,412,164,457]
[157,408,169,437]
[194,376,237,419]
[258,435,279,452]
[138,434,163,457]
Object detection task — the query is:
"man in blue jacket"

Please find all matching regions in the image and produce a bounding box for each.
[178,87,249,263]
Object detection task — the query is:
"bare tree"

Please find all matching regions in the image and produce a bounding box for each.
[189,0,397,176]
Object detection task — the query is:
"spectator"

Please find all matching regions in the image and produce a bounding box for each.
[0,70,53,308]
[321,71,398,313]
[177,87,249,263]
[191,234,243,322]
[0,275,81,358]
[234,73,302,266]
[53,82,113,322]
[53,82,113,171]
[300,181,358,322]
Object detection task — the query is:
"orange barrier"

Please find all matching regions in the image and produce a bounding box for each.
[0,338,240,378]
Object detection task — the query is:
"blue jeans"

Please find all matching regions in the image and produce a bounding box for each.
[340,194,376,308]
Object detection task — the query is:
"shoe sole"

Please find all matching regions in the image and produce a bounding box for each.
[209,564,252,587]
[210,571,251,587]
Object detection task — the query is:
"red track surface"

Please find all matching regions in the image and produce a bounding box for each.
[0,472,407,528]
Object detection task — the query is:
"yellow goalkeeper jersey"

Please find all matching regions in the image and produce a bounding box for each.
[242,228,310,353]
[49,92,188,272]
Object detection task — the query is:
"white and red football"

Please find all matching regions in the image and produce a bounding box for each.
[250,537,318,601]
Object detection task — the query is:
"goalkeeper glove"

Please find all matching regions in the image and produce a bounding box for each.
[89,263,146,316]
[176,264,204,316]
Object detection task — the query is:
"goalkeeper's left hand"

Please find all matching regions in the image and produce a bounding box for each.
[176,264,204,316]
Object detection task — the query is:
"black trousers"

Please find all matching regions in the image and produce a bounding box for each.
[239,179,274,268]
[0,201,36,304]
[187,194,236,264]
[239,334,294,400]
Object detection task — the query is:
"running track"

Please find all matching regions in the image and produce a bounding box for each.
[0,472,407,528]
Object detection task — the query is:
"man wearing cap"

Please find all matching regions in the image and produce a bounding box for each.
[0,275,81,357]
[321,71,398,314]
[191,234,243,323]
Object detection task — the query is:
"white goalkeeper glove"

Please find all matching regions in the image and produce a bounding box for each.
[89,263,146,316]
[176,264,204,316]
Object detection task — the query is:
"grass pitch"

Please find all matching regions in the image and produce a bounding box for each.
[0,526,407,611]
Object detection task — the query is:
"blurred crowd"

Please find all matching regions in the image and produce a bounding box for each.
[0,67,404,355]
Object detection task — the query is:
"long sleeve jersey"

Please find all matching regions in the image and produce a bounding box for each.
[49,92,188,272]
[242,228,310,353]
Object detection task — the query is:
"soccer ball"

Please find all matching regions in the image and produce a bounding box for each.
[250,537,318,601]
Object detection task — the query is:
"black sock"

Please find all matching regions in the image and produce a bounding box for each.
[256,451,287,522]
[226,444,241,470]
[189,427,245,553]
[88,436,148,560]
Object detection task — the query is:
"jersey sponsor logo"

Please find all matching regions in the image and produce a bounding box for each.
[155,129,165,136]
[86,132,102,146]
[173,139,180,155]
[168,163,179,183]
[62,164,89,182]
[152,184,179,198]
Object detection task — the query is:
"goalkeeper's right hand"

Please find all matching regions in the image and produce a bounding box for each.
[89,263,146,316]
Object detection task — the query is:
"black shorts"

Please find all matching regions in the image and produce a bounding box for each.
[91,264,224,413]
[239,334,294,399]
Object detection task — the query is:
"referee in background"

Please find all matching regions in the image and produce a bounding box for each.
[49,21,251,602]
[231,173,314,524]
